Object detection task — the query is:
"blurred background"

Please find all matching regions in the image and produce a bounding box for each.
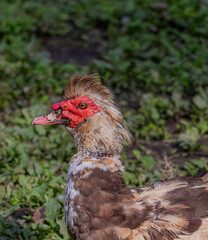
[1,0,208,239]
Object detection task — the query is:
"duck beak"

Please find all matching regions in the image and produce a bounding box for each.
[31,109,69,125]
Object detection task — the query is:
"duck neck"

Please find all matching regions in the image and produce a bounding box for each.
[68,113,123,156]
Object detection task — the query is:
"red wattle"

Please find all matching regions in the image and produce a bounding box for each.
[52,103,60,110]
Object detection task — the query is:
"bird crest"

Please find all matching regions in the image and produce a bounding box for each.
[64,73,113,102]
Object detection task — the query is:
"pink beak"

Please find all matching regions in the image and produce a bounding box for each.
[32,110,69,125]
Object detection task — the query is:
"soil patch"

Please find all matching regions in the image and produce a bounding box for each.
[42,31,105,65]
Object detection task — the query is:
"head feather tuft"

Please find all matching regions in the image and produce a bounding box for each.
[65,73,113,101]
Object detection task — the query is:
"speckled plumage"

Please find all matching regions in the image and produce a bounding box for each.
[33,74,208,240]
[64,153,208,240]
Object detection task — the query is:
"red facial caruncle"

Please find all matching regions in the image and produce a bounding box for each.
[32,96,102,128]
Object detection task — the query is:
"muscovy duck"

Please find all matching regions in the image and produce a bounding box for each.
[32,74,208,240]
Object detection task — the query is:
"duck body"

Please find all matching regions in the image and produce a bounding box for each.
[64,152,208,240]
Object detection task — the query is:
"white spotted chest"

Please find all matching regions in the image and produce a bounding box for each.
[64,153,98,230]
[64,153,121,231]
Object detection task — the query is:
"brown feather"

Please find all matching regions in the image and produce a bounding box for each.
[64,73,113,101]
[65,157,208,240]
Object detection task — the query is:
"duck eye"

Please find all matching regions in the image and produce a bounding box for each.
[77,102,88,109]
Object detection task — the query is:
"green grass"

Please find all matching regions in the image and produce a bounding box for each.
[1,0,208,239]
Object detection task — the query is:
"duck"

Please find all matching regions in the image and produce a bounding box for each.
[32,74,208,240]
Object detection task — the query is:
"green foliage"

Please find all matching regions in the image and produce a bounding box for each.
[184,159,208,176]
[1,0,208,238]
[123,150,161,188]
[0,216,36,240]
[178,121,201,151]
